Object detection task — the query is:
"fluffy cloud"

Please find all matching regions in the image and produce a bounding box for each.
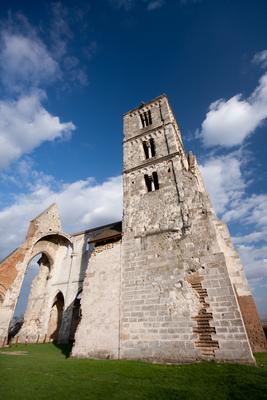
[0,92,75,170]
[0,15,78,171]
[0,33,59,92]
[200,71,267,147]
[145,0,165,10]
[200,151,267,309]
[48,2,89,87]
[233,230,267,245]
[253,49,267,69]
[0,175,122,260]
[237,244,267,283]
[199,152,245,214]
[223,194,267,226]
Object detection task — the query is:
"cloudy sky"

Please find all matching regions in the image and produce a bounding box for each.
[0,0,267,318]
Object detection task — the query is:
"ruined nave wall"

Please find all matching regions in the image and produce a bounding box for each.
[72,241,121,359]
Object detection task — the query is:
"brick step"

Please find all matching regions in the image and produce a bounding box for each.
[193,321,215,333]
[197,332,215,337]
[195,313,213,318]
[194,322,213,326]
[194,327,214,332]
[201,349,216,353]
[196,342,219,348]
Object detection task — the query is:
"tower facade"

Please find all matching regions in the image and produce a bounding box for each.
[120,95,256,363]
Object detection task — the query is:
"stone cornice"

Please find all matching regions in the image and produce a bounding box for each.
[124,151,180,174]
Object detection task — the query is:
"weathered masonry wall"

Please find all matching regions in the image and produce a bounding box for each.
[121,94,256,363]
[214,219,267,351]
[72,241,121,359]
[238,295,267,352]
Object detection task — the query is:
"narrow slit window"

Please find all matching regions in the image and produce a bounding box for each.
[148,109,152,125]
[144,112,149,126]
[152,172,159,190]
[140,113,146,128]
[149,138,156,157]
[144,174,152,192]
[143,141,149,159]
[140,110,153,128]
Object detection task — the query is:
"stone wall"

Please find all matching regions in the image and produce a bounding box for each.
[121,94,255,363]
[237,295,267,352]
[72,241,121,359]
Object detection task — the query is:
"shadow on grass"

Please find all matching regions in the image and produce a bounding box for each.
[53,342,73,358]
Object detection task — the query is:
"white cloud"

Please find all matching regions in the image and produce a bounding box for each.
[199,152,245,214]
[233,230,267,245]
[146,0,165,10]
[200,70,267,147]
[253,50,267,69]
[0,175,123,260]
[200,150,267,310]
[237,244,267,283]
[49,3,89,87]
[223,194,267,226]
[0,91,75,170]
[0,33,59,92]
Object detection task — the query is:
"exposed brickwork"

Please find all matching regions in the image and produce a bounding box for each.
[187,273,219,358]
[238,295,267,352]
[0,247,27,293]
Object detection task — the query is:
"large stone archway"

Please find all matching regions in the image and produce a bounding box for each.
[0,230,73,345]
[13,252,52,343]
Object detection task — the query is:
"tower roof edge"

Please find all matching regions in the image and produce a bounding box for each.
[123,94,168,116]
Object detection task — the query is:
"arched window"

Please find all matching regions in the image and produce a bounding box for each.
[144,171,159,192]
[143,138,156,160]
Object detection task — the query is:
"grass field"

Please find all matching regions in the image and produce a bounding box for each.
[0,344,267,400]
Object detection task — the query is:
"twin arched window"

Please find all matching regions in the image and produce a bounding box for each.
[144,172,159,192]
[143,138,156,159]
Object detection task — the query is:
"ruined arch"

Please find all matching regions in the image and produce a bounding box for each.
[9,252,52,343]
[33,233,72,249]
[47,291,64,342]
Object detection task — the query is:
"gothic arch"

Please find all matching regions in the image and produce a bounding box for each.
[33,233,72,248]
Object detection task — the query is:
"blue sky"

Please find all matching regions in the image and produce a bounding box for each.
[0,0,267,318]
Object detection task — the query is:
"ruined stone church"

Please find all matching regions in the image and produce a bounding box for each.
[0,95,266,363]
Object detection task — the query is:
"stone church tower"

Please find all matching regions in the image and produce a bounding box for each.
[119,94,263,362]
[0,94,265,363]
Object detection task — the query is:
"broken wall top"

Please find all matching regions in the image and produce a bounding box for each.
[26,203,62,241]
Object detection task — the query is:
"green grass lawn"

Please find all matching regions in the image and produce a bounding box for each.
[0,344,267,400]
